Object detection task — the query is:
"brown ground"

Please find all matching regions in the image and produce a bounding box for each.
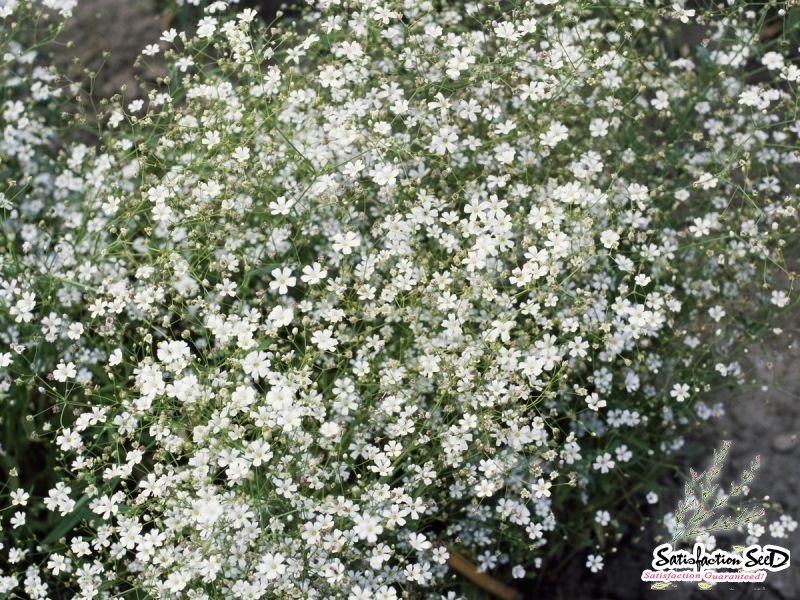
[58,0,165,101]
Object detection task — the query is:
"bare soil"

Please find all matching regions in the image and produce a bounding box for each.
[58,0,165,101]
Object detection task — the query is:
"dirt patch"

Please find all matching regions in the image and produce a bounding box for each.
[58,0,165,101]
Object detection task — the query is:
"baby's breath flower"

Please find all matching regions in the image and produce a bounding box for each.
[586,554,604,573]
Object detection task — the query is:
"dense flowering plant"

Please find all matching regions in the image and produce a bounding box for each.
[0,0,798,598]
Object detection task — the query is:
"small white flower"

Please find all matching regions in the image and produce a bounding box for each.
[108,349,123,367]
[770,290,789,307]
[160,28,178,43]
[586,393,606,412]
[532,478,552,499]
[257,552,286,580]
[319,422,341,438]
[695,172,718,190]
[586,553,604,573]
[761,51,784,71]
[651,89,670,110]
[593,452,615,474]
[354,513,383,544]
[332,231,360,255]
[10,511,25,529]
[141,43,161,57]
[127,99,144,114]
[599,229,620,250]
[615,445,632,462]
[269,267,296,295]
[301,263,328,285]
[408,532,432,552]
[311,328,338,352]
[268,305,294,328]
[589,118,609,137]
[66,322,84,340]
[670,383,691,402]
[10,489,29,506]
[196,16,217,39]
[108,110,124,128]
[53,361,77,383]
[241,350,271,379]
[369,163,399,187]
[671,3,696,24]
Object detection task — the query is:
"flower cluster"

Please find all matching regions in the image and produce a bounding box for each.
[0,0,797,597]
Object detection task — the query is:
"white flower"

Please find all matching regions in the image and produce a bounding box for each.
[319,421,341,437]
[269,267,296,295]
[0,0,19,19]
[671,3,696,24]
[748,522,765,538]
[142,43,161,57]
[417,354,440,378]
[780,514,798,532]
[408,532,432,552]
[269,196,294,216]
[695,172,718,190]
[10,489,29,506]
[301,263,328,285]
[532,478,552,499]
[593,452,615,474]
[196,16,217,38]
[10,292,35,323]
[770,290,789,307]
[311,328,338,352]
[615,445,632,462]
[646,491,659,504]
[761,51,784,71]
[445,47,475,79]
[708,305,725,322]
[670,383,691,402]
[108,349,123,367]
[599,229,619,249]
[651,90,670,111]
[241,350,271,379]
[10,511,25,529]
[332,231,361,255]
[354,513,384,544]
[53,361,77,383]
[589,118,609,137]
[160,28,178,43]
[369,163,399,187]
[108,110,124,128]
[127,99,144,114]
[586,393,606,411]
[268,305,294,327]
[257,552,286,580]
[595,510,611,526]
[586,553,604,572]
[539,120,568,147]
